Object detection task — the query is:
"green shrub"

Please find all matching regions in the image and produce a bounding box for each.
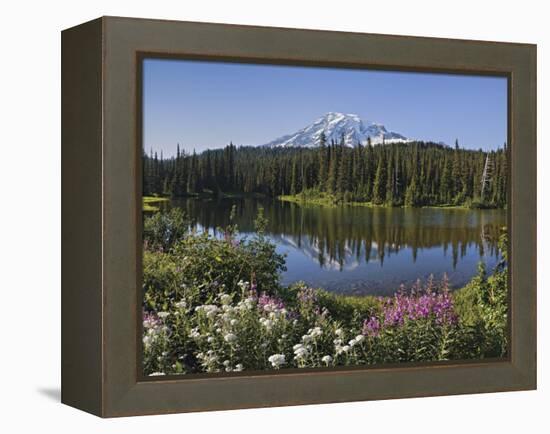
[143,208,189,251]
[454,232,508,358]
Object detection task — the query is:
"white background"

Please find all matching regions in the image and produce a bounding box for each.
[1,0,547,432]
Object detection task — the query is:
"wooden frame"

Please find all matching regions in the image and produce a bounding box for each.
[62,16,536,417]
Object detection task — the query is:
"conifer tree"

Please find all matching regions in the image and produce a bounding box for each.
[372,151,387,205]
[318,132,328,190]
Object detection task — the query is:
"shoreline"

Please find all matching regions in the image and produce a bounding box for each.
[277,194,503,210]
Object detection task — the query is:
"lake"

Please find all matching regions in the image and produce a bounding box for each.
[163,197,506,296]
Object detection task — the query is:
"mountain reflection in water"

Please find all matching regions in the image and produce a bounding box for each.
[164,197,506,296]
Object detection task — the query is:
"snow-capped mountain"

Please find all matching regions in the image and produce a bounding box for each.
[263,112,410,148]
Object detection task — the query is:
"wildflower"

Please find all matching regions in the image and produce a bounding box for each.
[268,354,286,368]
[260,318,274,330]
[293,344,308,360]
[297,287,318,307]
[224,333,237,343]
[189,328,201,339]
[234,363,244,372]
[195,304,220,319]
[148,372,166,376]
[309,327,323,338]
[321,355,333,365]
[174,300,187,309]
[362,317,381,337]
[220,294,232,305]
[157,311,170,319]
[349,334,365,347]
[143,317,158,329]
[335,328,344,337]
[258,293,285,312]
[142,334,154,349]
[237,280,250,291]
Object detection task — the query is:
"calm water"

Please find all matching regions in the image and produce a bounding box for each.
[163,198,506,296]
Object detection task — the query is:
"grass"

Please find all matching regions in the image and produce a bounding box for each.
[217,191,267,199]
[279,193,338,207]
[315,289,381,326]
[143,196,169,212]
[279,192,484,210]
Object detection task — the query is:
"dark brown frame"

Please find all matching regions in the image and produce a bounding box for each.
[62,16,537,417]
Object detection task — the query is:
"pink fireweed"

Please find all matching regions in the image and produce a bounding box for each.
[297,287,318,305]
[363,283,458,336]
[257,292,285,313]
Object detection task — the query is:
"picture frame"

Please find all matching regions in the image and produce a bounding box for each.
[61,16,536,417]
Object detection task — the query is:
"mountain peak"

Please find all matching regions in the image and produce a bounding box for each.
[263,113,410,148]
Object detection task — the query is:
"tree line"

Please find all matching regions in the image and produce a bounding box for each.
[143,134,507,208]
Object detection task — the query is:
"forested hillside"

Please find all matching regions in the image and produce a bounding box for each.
[143,136,507,208]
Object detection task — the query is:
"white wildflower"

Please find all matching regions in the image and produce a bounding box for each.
[268,354,286,368]
[220,294,232,305]
[293,344,308,359]
[243,297,255,310]
[237,280,250,291]
[174,300,187,309]
[335,328,344,337]
[224,333,237,343]
[309,327,323,338]
[321,355,333,365]
[143,318,156,329]
[148,372,166,376]
[157,312,170,319]
[260,318,274,330]
[234,364,244,372]
[293,343,305,352]
[142,335,153,349]
[195,304,219,319]
[294,348,308,359]
[189,328,200,339]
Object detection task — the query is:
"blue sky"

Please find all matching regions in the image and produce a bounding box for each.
[143,58,507,156]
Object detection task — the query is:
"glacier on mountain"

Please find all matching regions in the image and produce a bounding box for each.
[263,112,410,148]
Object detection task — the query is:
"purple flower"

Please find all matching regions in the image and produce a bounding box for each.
[362,278,459,335]
[257,292,285,312]
[297,287,318,305]
[362,317,381,336]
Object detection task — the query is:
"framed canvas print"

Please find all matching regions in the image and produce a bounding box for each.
[61,16,536,417]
